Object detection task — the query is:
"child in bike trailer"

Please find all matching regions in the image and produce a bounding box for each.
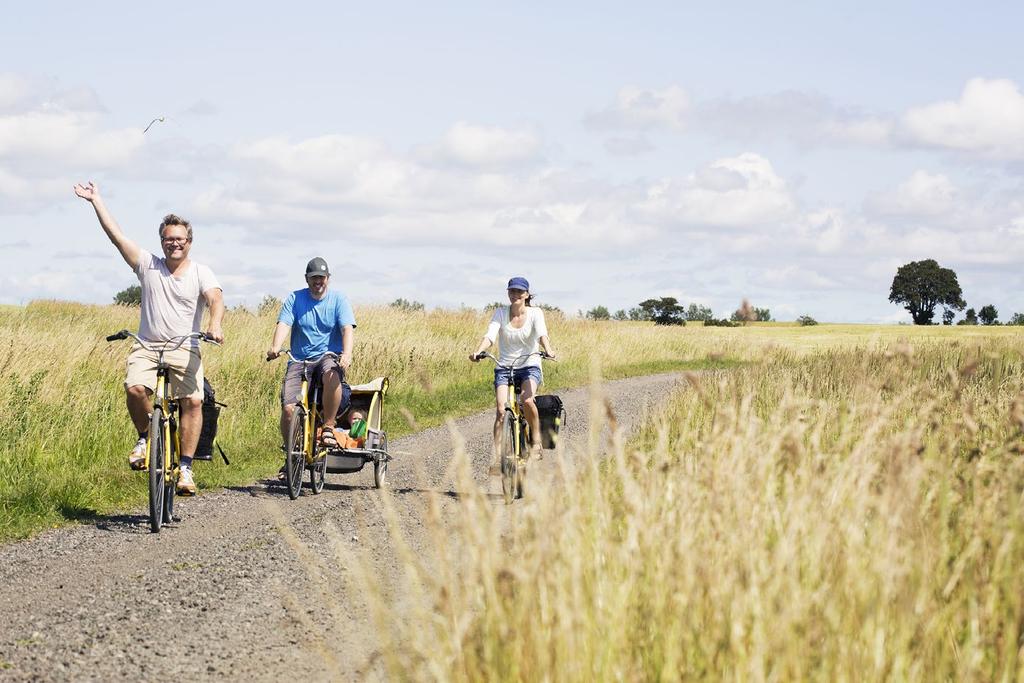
[75,182,225,496]
[470,276,557,460]
[266,257,357,459]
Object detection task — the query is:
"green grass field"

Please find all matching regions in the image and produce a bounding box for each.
[0,300,738,541]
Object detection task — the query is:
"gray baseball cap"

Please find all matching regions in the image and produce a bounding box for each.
[305,257,330,277]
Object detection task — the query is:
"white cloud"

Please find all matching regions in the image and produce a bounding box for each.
[756,265,840,289]
[865,170,957,217]
[0,76,142,213]
[639,153,796,228]
[901,78,1024,158]
[603,136,655,157]
[0,73,33,111]
[0,110,141,168]
[585,85,690,131]
[433,121,542,167]
[696,90,891,146]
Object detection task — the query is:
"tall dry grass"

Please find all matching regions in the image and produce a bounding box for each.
[368,336,1024,680]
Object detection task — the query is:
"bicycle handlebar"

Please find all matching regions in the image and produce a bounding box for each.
[267,350,339,364]
[475,350,554,369]
[105,329,220,350]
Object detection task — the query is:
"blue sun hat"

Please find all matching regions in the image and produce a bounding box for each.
[507,276,530,291]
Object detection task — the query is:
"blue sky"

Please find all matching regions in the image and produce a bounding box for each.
[2,1,1023,321]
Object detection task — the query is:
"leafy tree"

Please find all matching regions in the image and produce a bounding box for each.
[978,304,999,325]
[797,315,818,326]
[888,259,965,325]
[585,306,611,321]
[685,303,714,322]
[638,298,686,325]
[612,309,628,321]
[957,308,978,326]
[754,307,772,322]
[628,307,652,321]
[258,294,281,315]
[113,284,141,306]
[942,309,955,325]
[390,298,425,312]
[1009,313,1024,326]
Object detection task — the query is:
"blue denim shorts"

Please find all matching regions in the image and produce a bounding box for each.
[494,365,543,390]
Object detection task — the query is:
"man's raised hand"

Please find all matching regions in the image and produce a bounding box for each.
[73,181,99,202]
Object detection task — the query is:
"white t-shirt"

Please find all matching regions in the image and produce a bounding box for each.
[135,250,221,346]
[485,306,548,368]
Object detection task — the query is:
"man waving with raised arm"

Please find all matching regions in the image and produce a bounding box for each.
[74,181,225,496]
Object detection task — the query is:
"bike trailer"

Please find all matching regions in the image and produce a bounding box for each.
[535,394,565,449]
[325,376,390,474]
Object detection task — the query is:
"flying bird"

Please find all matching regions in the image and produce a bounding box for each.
[143,116,166,134]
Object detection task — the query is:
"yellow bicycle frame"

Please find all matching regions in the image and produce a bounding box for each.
[297,373,323,464]
[144,373,180,473]
[504,379,528,460]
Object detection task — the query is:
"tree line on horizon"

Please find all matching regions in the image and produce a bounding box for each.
[112,267,1024,326]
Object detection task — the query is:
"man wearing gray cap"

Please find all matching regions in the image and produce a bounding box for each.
[266,257,356,453]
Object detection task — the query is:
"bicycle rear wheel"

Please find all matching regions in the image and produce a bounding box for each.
[373,433,389,489]
[286,407,307,500]
[500,413,518,505]
[310,449,326,494]
[516,420,529,500]
[148,407,166,533]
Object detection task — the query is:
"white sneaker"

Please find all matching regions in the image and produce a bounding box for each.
[128,438,147,470]
[176,465,197,496]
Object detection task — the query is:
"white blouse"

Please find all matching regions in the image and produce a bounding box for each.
[485,307,548,368]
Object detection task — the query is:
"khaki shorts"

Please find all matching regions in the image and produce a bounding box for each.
[125,343,204,400]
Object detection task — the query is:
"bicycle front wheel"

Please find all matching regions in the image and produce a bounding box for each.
[285,407,307,500]
[148,407,166,533]
[500,413,518,505]
[163,416,177,524]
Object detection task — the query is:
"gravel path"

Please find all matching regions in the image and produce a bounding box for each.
[0,372,683,681]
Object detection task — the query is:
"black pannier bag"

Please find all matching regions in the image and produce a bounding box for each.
[534,394,565,449]
[195,378,229,463]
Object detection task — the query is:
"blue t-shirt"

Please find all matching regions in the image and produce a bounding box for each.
[278,289,357,360]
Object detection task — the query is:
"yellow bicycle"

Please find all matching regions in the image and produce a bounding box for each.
[106,329,219,532]
[274,351,334,500]
[475,350,551,504]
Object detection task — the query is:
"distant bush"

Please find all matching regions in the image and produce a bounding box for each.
[638,297,685,326]
[797,315,818,326]
[704,318,739,327]
[957,308,978,326]
[258,295,281,315]
[390,298,425,312]
[113,285,141,306]
[685,303,714,322]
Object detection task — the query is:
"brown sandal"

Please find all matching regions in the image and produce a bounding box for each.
[320,426,339,448]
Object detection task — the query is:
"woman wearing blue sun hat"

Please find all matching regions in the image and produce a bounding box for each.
[470,276,557,459]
